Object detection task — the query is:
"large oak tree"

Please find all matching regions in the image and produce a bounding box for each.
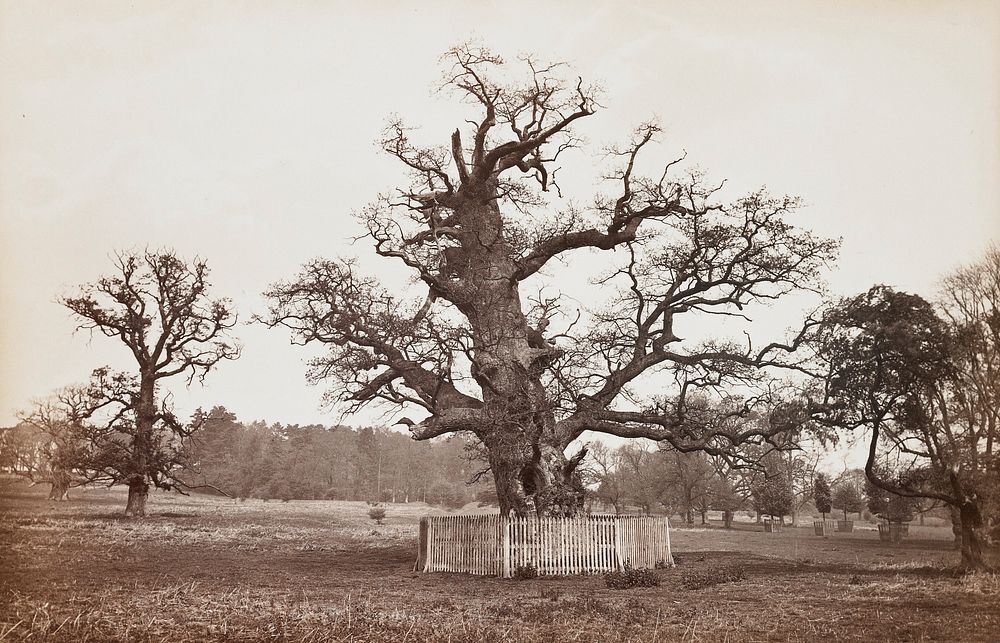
[63,250,239,516]
[263,45,837,516]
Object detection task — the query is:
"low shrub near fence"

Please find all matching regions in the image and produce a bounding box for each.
[415,514,672,577]
[604,565,661,589]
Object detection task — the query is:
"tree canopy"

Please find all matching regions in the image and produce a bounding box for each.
[812,248,1000,569]
[262,44,838,516]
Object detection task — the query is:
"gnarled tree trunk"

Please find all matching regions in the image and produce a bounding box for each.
[47,474,70,501]
[957,501,990,571]
[446,187,584,517]
[125,477,149,517]
[950,505,963,550]
[123,374,156,518]
[49,478,69,502]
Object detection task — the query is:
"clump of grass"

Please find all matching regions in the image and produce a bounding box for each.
[870,560,952,573]
[604,565,660,589]
[513,563,538,580]
[680,564,747,590]
[958,571,1000,595]
[559,595,610,617]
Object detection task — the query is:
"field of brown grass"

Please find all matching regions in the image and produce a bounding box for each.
[1,479,998,642]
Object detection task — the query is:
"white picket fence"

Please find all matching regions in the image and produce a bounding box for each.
[415,514,672,577]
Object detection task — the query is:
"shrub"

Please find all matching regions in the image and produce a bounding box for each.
[513,563,538,580]
[603,565,660,589]
[367,506,386,525]
[680,564,747,590]
[427,481,471,509]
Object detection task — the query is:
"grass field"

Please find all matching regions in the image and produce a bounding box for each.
[1,480,998,642]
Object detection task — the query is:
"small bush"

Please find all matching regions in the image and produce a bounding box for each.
[513,563,538,580]
[655,559,672,569]
[603,565,660,590]
[367,506,386,525]
[680,564,747,590]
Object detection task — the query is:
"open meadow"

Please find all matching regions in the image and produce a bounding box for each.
[1,480,998,642]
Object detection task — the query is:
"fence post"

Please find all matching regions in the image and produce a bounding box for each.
[613,515,625,571]
[427,517,436,572]
[502,517,511,578]
[415,517,428,572]
[664,517,674,565]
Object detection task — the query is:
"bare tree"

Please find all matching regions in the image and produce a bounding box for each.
[262,45,837,516]
[16,386,96,500]
[62,250,239,516]
[586,442,628,514]
[0,424,45,476]
[656,447,714,524]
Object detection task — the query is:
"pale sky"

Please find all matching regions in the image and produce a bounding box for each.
[2,1,998,443]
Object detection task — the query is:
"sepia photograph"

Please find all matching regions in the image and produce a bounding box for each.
[1,1,998,641]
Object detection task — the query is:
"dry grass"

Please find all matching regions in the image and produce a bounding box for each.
[1,480,998,642]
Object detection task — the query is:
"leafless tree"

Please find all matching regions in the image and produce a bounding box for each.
[262,45,837,516]
[62,250,239,516]
[585,442,627,514]
[16,386,96,500]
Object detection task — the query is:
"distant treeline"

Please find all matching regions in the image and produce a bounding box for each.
[1,406,493,507]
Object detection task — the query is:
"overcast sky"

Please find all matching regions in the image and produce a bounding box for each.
[2,0,998,450]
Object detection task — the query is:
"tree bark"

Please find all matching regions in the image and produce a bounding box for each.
[47,475,70,501]
[957,501,990,571]
[723,510,733,529]
[124,372,156,517]
[125,477,149,517]
[949,505,963,550]
[444,187,583,517]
